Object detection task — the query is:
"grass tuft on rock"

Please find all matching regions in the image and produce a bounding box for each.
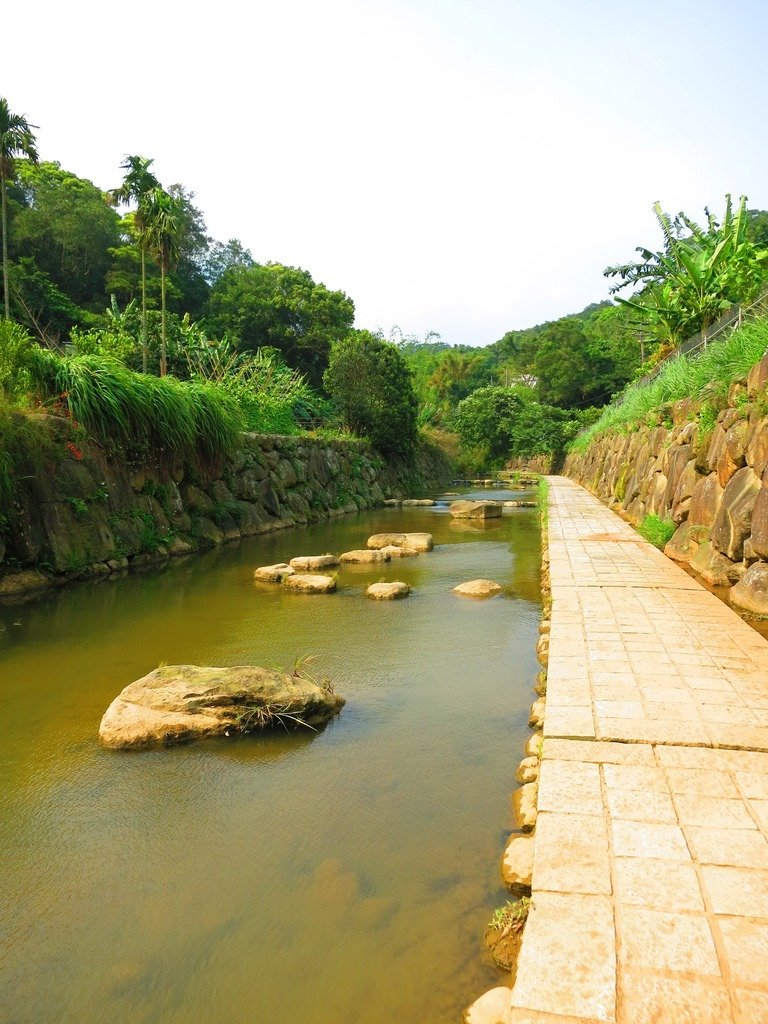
[489,896,532,935]
[637,513,676,550]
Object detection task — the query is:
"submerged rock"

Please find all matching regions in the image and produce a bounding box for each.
[366,581,410,600]
[449,500,502,519]
[340,549,391,563]
[283,573,337,594]
[289,554,339,572]
[366,532,434,553]
[253,563,295,583]
[99,664,345,750]
[453,579,503,598]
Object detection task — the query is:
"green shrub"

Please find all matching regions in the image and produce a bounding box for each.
[26,348,244,461]
[324,331,418,458]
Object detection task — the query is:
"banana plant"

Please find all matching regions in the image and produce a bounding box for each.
[604,195,768,345]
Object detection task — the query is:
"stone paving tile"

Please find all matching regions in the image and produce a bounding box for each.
[533,811,611,895]
[511,892,616,1022]
[507,478,768,1024]
[613,857,705,912]
[537,760,603,815]
[617,972,735,1024]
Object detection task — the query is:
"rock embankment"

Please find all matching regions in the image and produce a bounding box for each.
[0,431,452,596]
[564,351,768,617]
[99,664,345,750]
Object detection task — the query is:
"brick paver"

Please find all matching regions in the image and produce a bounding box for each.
[508,477,768,1024]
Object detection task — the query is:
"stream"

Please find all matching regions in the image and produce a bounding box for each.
[0,490,540,1024]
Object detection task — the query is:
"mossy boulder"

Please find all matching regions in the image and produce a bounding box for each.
[99,664,345,749]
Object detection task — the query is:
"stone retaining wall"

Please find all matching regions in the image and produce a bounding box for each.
[564,350,768,617]
[0,426,452,597]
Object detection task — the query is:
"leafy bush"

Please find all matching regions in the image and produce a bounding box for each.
[184,341,324,435]
[324,331,419,458]
[0,320,36,401]
[454,385,585,464]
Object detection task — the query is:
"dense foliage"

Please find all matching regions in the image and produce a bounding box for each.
[324,331,419,457]
[454,386,588,465]
[605,196,768,349]
[572,316,768,452]
[4,95,768,475]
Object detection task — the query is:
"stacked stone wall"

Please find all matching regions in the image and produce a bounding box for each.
[0,430,452,597]
[564,351,768,616]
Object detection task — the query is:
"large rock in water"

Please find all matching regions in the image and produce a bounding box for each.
[340,549,390,563]
[366,581,410,600]
[453,579,503,598]
[254,563,295,583]
[283,573,337,594]
[449,500,502,519]
[289,554,339,571]
[367,532,434,552]
[99,664,345,750]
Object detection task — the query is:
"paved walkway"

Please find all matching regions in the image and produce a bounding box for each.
[508,477,768,1024]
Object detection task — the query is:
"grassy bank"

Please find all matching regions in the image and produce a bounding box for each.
[571,316,768,454]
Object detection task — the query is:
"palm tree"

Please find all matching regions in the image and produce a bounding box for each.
[109,155,159,372]
[142,187,184,376]
[0,98,38,320]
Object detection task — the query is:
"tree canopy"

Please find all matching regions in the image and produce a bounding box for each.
[324,330,418,458]
[206,263,355,387]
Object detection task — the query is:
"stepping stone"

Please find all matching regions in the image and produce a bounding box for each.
[366,582,410,600]
[253,563,295,582]
[283,574,336,594]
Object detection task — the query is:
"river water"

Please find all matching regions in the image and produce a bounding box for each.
[0,491,540,1024]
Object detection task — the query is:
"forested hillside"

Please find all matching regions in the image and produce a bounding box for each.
[2,96,768,478]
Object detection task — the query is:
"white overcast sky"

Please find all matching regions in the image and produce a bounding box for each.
[5,0,768,346]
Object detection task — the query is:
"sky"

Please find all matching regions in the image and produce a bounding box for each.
[4,0,768,347]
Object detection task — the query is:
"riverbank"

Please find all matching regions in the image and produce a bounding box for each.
[0,428,452,598]
[468,476,768,1024]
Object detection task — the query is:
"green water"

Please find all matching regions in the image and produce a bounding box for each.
[0,494,540,1024]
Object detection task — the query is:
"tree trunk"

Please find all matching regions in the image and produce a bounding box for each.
[1,167,9,320]
[141,247,148,374]
[160,263,167,377]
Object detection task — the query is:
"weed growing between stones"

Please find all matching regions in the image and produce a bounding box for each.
[637,513,676,550]
[489,897,532,934]
[485,897,532,970]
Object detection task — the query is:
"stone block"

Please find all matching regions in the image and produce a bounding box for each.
[710,466,761,560]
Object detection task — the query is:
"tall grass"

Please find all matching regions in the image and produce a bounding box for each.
[637,514,676,550]
[572,316,768,453]
[26,347,244,459]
